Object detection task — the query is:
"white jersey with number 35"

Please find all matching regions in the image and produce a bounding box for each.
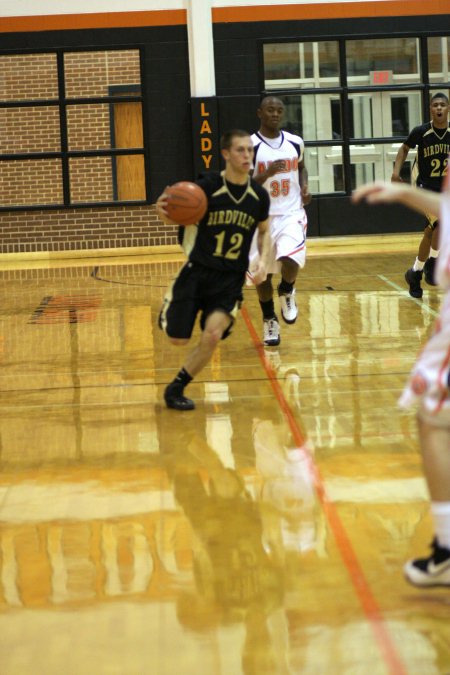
[251,130,305,215]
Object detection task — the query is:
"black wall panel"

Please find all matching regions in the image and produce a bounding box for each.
[304,200,319,238]
[214,39,262,96]
[213,15,449,42]
[141,37,192,199]
[0,25,185,49]
[217,95,261,136]
[318,198,424,237]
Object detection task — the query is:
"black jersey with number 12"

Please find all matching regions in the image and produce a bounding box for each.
[184,171,270,273]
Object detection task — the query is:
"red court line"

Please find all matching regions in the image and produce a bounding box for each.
[241,304,407,675]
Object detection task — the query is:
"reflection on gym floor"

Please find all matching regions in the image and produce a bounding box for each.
[0,250,449,675]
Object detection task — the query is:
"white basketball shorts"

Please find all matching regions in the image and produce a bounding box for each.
[248,211,308,280]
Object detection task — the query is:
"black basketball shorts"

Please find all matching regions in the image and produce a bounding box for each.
[159,261,245,340]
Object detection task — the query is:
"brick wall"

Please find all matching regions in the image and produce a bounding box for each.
[0,205,178,255]
[0,49,177,256]
[1,160,64,208]
[1,106,61,154]
[2,53,58,101]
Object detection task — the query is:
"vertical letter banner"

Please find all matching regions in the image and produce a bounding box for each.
[191,97,220,178]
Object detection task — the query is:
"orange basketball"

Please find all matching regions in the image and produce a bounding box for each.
[164,181,207,226]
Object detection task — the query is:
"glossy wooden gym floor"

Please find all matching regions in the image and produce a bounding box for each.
[1,236,449,675]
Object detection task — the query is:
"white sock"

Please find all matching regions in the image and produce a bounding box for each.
[431,502,450,550]
[429,248,439,258]
[413,257,425,272]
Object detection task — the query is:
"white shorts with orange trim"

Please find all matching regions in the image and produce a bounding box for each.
[398,291,450,427]
[247,211,308,281]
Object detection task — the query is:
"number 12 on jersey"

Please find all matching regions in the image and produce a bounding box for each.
[213,230,244,259]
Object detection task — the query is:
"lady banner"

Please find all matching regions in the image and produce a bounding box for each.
[191,96,220,178]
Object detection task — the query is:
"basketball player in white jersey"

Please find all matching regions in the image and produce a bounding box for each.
[353,176,450,587]
[248,96,312,346]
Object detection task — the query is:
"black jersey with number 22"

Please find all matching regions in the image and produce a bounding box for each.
[405,122,450,192]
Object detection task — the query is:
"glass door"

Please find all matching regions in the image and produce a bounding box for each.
[349,91,422,187]
[299,91,422,193]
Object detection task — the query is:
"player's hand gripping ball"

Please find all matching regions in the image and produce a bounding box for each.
[164,181,207,226]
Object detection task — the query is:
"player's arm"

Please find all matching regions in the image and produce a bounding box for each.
[252,159,286,185]
[155,189,177,225]
[352,181,441,218]
[299,159,312,205]
[251,218,270,285]
[391,143,411,183]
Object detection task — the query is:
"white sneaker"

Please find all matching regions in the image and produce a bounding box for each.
[279,288,298,324]
[263,317,280,346]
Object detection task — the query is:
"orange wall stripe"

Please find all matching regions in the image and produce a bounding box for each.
[213,0,449,23]
[0,9,186,33]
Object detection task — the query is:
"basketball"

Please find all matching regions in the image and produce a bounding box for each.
[164,181,207,226]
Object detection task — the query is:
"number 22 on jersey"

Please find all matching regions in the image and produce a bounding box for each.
[430,157,448,178]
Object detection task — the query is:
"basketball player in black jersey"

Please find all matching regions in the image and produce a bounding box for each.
[391,92,450,298]
[157,129,271,411]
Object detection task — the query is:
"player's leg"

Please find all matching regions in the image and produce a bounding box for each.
[249,222,280,347]
[417,224,433,263]
[159,262,198,338]
[402,297,450,586]
[405,216,438,297]
[183,310,232,377]
[405,223,432,298]
[419,419,450,502]
[256,274,280,347]
[278,256,299,324]
[404,415,450,587]
[423,221,439,286]
[161,265,200,411]
[165,266,244,411]
[274,214,307,324]
[165,309,232,411]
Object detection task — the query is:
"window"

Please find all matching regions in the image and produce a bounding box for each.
[428,36,450,84]
[348,92,422,139]
[0,49,145,210]
[282,94,342,141]
[264,41,339,89]
[346,38,420,83]
[262,35,450,194]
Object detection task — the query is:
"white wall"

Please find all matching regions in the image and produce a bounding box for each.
[0,0,394,19]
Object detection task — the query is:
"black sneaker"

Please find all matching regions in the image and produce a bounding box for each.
[404,538,450,587]
[405,268,423,298]
[164,384,195,411]
[423,257,438,286]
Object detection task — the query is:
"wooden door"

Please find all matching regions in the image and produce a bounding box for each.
[113,99,145,201]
